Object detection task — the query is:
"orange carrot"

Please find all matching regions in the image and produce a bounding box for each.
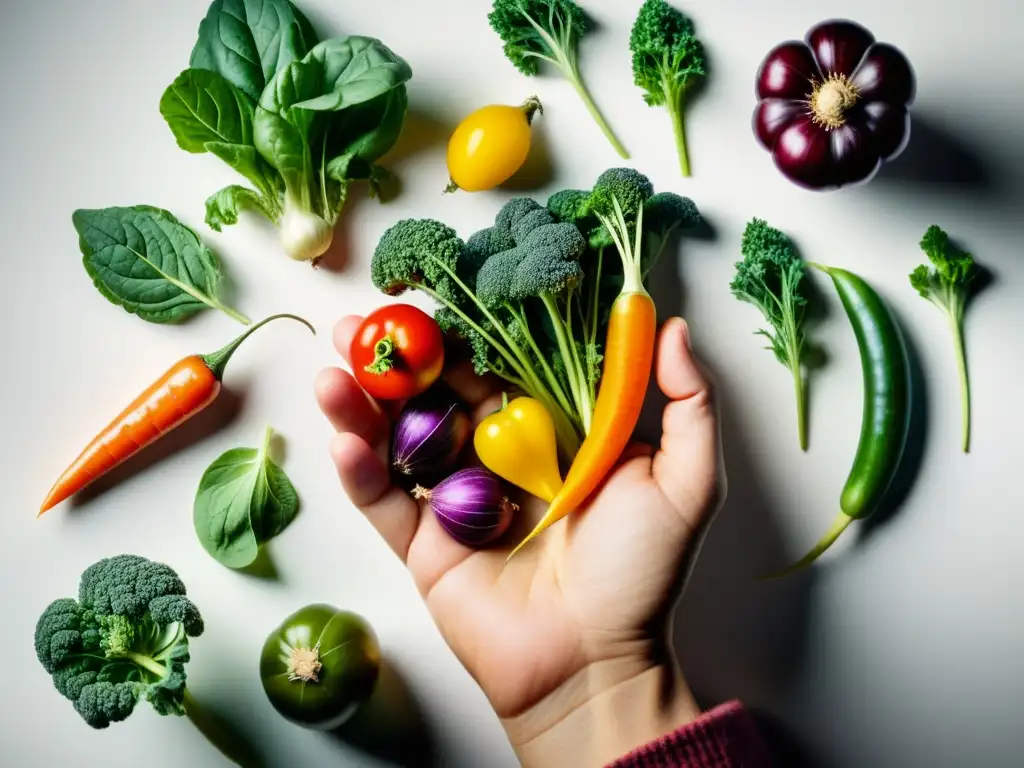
[39,314,312,515]
[506,179,666,560]
[508,291,656,559]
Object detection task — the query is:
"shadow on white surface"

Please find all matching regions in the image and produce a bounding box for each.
[327,658,438,768]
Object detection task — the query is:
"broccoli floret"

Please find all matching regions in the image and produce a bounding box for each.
[910,225,981,452]
[370,218,466,302]
[488,0,628,158]
[730,219,813,450]
[580,168,656,295]
[477,222,585,304]
[34,554,203,729]
[630,0,706,176]
[547,189,611,249]
[641,192,701,276]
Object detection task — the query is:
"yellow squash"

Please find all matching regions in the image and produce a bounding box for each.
[445,97,542,193]
[474,396,563,503]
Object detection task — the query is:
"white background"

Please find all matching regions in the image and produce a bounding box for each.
[2,1,1021,766]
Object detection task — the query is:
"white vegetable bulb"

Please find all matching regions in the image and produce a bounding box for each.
[279,198,334,262]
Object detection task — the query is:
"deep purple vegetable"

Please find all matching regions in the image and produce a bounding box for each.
[413,468,516,547]
[753,19,915,190]
[391,387,471,484]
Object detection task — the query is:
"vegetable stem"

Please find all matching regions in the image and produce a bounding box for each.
[951,316,971,453]
[200,314,315,381]
[760,513,853,580]
[791,357,808,452]
[124,651,167,679]
[669,93,691,177]
[212,300,252,326]
[568,70,630,159]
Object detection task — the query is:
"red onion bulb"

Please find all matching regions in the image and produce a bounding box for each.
[391,387,471,485]
[753,19,916,190]
[414,468,517,548]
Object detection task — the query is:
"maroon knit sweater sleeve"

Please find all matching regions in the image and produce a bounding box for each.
[605,701,771,768]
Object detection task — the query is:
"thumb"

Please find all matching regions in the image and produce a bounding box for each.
[651,318,720,524]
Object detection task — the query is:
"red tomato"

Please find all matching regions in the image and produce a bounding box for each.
[351,305,444,400]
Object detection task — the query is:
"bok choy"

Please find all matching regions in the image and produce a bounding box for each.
[161,0,412,262]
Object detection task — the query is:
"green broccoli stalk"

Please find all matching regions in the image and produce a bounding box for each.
[730,219,812,451]
[629,0,706,176]
[371,215,583,456]
[910,225,979,452]
[489,0,629,158]
[34,555,256,766]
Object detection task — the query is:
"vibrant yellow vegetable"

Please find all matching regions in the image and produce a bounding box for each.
[445,97,542,193]
[474,396,563,503]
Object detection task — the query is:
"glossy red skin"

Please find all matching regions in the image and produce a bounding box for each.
[352,305,444,400]
[753,20,916,190]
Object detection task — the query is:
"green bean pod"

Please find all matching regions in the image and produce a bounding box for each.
[767,266,911,578]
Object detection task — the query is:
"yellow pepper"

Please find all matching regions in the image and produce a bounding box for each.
[474,396,563,503]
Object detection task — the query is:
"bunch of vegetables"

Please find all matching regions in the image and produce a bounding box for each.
[370,167,699,459]
[161,0,412,262]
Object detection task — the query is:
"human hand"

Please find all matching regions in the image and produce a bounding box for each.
[316,315,722,767]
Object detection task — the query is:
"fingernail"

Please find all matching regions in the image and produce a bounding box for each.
[678,318,692,350]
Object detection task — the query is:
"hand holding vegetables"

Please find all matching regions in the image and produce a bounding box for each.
[446,97,543,193]
[753,19,915,189]
[39,314,313,515]
[317,315,718,766]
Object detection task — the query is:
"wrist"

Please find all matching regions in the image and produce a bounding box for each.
[503,658,701,768]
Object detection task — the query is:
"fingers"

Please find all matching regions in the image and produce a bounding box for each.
[329,432,419,562]
[651,318,720,523]
[333,315,364,367]
[314,367,388,445]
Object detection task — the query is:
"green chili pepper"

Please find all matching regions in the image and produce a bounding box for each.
[766,265,911,578]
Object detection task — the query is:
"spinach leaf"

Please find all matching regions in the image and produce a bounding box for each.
[73,206,249,324]
[189,0,319,102]
[193,426,299,569]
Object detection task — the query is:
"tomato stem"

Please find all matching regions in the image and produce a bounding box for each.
[364,335,397,375]
[521,95,544,125]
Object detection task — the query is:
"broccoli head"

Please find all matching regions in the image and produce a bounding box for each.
[547,189,611,249]
[370,218,465,302]
[585,167,655,221]
[34,555,203,729]
[640,192,701,275]
[475,197,585,306]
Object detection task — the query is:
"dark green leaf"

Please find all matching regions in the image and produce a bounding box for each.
[205,185,276,231]
[160,69,255,152]
[73,205,248,324]
[189,0,319,101]
[193,427,299,569]
[253,36,412,199]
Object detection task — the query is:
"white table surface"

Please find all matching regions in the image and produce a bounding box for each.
[2,1,1022,766]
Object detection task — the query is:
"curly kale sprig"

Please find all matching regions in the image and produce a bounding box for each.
[910,225,981,452]
[630,0,706,176]
[731,219,813,451]
[488,0,628,158]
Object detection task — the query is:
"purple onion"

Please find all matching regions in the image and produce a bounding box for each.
[391,388,471,485]
[413,468,517,548]
[753,19,915,190]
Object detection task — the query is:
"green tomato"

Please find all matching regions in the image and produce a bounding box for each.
[260,604,380,729]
